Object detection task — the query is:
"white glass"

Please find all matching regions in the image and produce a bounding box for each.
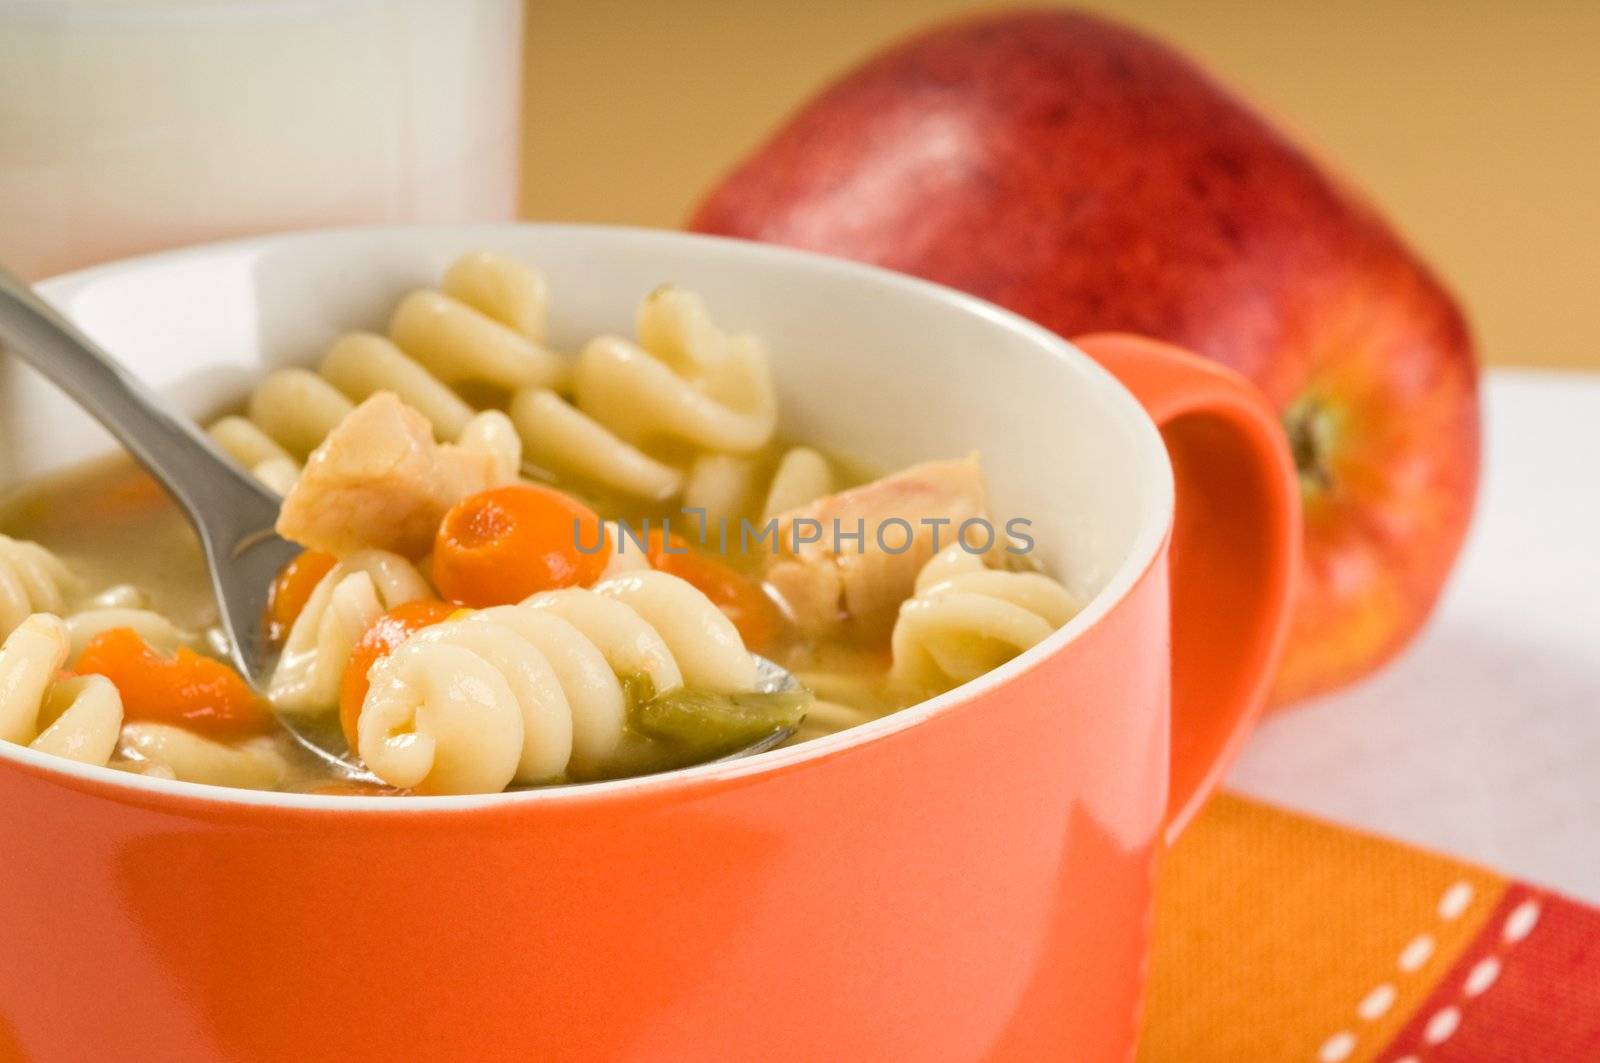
[0,0,524,279]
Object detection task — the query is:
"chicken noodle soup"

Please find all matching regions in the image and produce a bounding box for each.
[0,252,1080,795]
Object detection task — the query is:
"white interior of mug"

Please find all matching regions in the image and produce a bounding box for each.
[0,223,1174,806]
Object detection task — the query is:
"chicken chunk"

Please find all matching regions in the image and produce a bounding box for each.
[765,456,990,638]
[276,392,503,558]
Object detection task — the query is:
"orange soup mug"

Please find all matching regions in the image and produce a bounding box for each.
[0,226,1298,1062]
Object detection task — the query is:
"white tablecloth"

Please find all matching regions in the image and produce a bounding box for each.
[1229,369,1600,901]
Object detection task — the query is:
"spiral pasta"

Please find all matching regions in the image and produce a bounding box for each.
[319,332,477,441]
[210,357,506,495]
[512,387,684,500]
[208,415,304,493]
[81,583,149,611]
[269,550,433,715]
[208,252,557,492]
[442,250,551,342]
[0,614,122,766]
[356,571,758,794]
[578,286,779,453]
[683,445,835,527]
[206,257,773,510]
[761,446,835,521]
[388,252,563,393]
[531,570,759,694]
[455,409,524,486]
[510,286,777,499]
[242,368,357,460]
[0,535,79,640]
[65,607,191,660]
[118,723,287,789]
[598,520,651,578]
[890,546,1079,693]
[110,756,177,781]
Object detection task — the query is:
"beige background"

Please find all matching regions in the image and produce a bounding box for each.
[521,1,1600,369]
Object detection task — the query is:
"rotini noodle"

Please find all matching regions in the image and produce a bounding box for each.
[118,722,287,789]
[359,639,525,794]
[110,756,178,781]
[509,287,778,500]
[456,409,524,486]
[251,457,301,495]
[529,571,757,694]
[598,521,651,578]
[356,571,757,794]
[81,583,148,610]
[890,546,1078,693]
[683,445,835,527]
[319,332,477,441]
[573,286,778,454]
[442,250,550,342]
[361,608,617,790]
[212,347,477,495]
[206,259,776,517]
[388,281,563,393]
[65,607,191,660]
[682,453,757,527]
[208,415,303,493]
[511,387,683,500]
[0,614,122,766]
[208,253,556,492]
[761,446,834,521]
[246,368,357,459]
[270,550,433,715]
[0,535,79,640]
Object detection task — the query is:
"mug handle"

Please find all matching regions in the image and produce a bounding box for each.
[1073,333,1302,843]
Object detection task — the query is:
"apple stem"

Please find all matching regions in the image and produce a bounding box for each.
[1284,397,1335,494]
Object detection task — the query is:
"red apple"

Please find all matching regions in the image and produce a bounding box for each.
[690,9,1480,706]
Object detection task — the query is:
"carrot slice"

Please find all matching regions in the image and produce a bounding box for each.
[266,550,336,642]
[75,628,269,740]
[432,484,610,607]
[337,599,460,751]
[640,529,785,653]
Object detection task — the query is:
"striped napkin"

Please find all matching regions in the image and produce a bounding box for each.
[1141,794,1600,1060]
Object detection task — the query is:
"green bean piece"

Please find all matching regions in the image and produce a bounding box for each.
[619,671,658,713]
[631,687,813,756]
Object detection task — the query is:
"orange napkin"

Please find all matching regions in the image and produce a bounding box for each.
[1142,794,1600,1061]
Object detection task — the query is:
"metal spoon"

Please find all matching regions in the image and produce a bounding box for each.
[0,268,800,783]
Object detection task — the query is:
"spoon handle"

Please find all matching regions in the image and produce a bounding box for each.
[0,267,299,687]
[0,267,277,520]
